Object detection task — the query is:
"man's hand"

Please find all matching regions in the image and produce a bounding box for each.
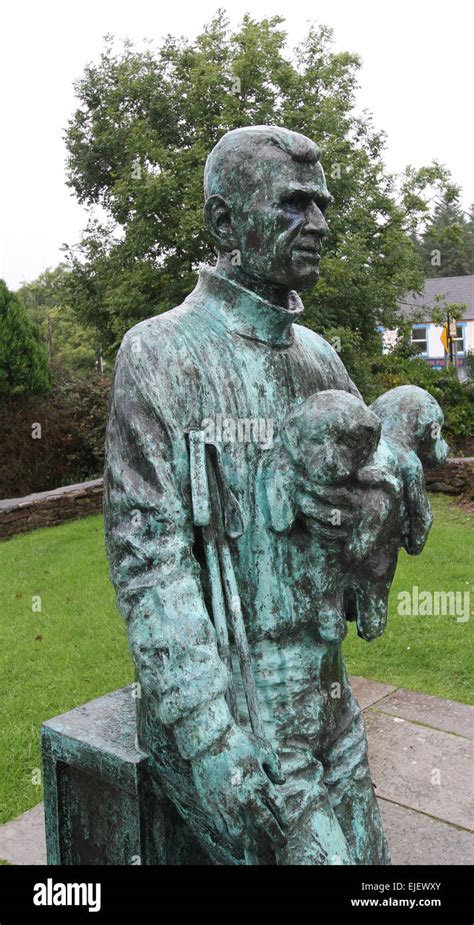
[191,723,288,854]
[296,481,358,541]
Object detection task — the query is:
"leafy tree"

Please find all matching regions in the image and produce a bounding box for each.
[18,265,104,372]
[319,324,382,399]
[415,191,474,277]
[64,13,456,353]
[0,280,50,396]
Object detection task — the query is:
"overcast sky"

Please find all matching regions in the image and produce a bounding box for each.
[1,0,472,290]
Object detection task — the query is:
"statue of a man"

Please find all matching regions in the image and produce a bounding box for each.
[104,126,432,865]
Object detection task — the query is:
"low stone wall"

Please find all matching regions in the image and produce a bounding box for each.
[0,459,472,541]
[425,458,474,499]
[0,479,104,540]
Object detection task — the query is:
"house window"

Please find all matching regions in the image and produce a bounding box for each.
[412,325,428,355]
[453,324,466,356]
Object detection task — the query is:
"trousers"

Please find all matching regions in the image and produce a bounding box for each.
[139,637,391,866]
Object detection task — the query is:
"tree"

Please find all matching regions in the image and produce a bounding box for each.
[0,280,51,396]
[17,265,103,372]
[63,13,456,353]
[416,191,474,277]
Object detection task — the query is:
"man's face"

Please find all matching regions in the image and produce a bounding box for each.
[232,151,331,291]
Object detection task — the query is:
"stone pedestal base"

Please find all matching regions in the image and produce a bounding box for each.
[41,685,206,865]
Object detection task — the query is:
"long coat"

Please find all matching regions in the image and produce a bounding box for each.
[104,266,390,865]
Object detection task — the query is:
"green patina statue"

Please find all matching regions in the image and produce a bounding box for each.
[104,126,447,865]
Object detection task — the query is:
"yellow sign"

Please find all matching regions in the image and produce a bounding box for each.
[440,323,449,353]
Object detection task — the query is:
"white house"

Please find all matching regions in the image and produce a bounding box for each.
[382,275,474,370]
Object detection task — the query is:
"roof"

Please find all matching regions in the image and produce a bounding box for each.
[397,275,474,322]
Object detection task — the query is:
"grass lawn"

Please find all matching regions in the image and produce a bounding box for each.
[0,516,133,825]
[0,494,472,824]
[344,494,473,702]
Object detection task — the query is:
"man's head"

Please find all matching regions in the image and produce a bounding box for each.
[204,126,331,291]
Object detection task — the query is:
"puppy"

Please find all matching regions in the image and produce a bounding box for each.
[257,386,448,643]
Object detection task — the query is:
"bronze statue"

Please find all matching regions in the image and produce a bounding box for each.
[104,126,446,864]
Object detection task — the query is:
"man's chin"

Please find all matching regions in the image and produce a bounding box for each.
[239,260,320,292]
[290,267,320,290]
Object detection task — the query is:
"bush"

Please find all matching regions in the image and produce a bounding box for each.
[0,280,50,396]
[465,350,474,379]
[0,370,110,498]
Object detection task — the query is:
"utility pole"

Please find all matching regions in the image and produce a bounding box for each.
[446,312,451,366]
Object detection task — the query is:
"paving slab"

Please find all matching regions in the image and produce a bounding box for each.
[365,710,474,831]
[373,688,474,740]
[379,798,474,865]
[3,797,472,867]
[0,804,46,865]
[349,675,398,710]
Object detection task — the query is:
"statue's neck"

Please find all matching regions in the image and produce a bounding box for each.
[215,255,292,310]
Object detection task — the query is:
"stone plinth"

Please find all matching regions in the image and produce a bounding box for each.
[41,685,208,865]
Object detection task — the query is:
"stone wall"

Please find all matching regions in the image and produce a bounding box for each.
[425,459,474,499]
[0,459,472,541]
[0,479,104,540]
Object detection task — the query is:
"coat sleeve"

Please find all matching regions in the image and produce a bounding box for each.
[104,330,234,761]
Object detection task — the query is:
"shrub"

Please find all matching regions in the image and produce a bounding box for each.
[0,280,50,396]
[0,370,110,498]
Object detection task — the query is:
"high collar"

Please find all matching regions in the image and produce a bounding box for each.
[193,266,304,348]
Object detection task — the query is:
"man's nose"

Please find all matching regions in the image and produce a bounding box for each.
[304,202,328,236]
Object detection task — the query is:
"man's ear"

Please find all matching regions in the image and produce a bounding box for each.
[203,195,238,252]
[256,450,297,533]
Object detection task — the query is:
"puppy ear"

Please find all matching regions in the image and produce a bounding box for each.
[403,468,433,555]
[256,448,297,533]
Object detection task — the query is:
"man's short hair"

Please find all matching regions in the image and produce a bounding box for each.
[204,125,320,202]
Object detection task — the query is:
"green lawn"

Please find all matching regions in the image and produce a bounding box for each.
[0,495,472,824]
[344,495,473,701]
[0,516,134,825]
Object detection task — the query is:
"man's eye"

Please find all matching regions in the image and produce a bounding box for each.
[283,195,308,211]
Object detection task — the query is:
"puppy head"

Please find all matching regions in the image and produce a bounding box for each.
[370,385,449,469]
[281,390,381,485]
[257,389,381,532]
